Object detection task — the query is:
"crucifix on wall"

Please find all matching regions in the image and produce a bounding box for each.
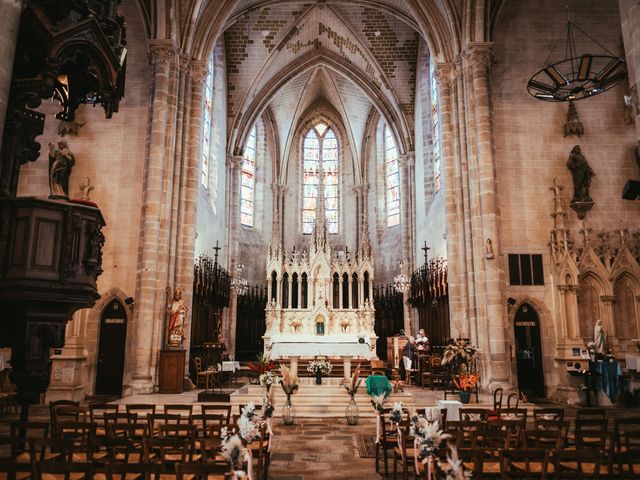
[422,241,430,266]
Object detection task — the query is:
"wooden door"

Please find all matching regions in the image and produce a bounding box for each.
[514,303,545,399]
[95,299,127,396]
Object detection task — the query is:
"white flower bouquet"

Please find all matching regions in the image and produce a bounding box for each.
[307,359,332,376]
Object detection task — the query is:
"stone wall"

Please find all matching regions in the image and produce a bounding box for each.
[16,0,151,397]
[491,0,640,399]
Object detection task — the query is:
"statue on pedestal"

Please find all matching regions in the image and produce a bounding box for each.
[567,145,595,219]
[48,141,75,200]
[167,287,188,348]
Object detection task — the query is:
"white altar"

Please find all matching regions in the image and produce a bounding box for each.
[263,180,378,362]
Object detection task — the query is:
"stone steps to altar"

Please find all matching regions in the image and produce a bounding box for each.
[290,358,373,377]
[230,377,411,418]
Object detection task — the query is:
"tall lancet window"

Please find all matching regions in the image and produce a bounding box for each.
[201,55,214,188]
[384,125,400,227]
[302,123,339,234]
[240,125,257,227]
[430,59,442,193]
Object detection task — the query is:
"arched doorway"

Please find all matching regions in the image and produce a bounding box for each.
[513,303,545,399]
[95,299,127,396]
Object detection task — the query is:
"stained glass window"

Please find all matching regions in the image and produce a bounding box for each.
[302,124,339,234]
[241,125,257,227]
[430,59,442,194]
[384,125,400,227]
[201,56,214,188]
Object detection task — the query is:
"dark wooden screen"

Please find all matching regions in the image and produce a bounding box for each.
[408,257,450,345]
[373,284,404,361]
[235,285,267,361]
[190,254,230,370]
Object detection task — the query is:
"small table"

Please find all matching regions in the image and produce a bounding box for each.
[438,400,462,422]
[366,375,392,397]
[625,353,640,371]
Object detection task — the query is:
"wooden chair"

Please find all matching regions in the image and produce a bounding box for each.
[553,448,602,479]
[164,404,194,423]
[48,400,79,439]
[201,404,232,424]
[34,461,93,480]
[176,462,230,480]
[248,423,270,480]
[28,437,74,469]
[159,424,197,439]
[488,419,523,448]
[89,403,120,436]
[194,357,215,390]
[392,419,415,480]
[460,408,489,422]
[500,448,550,479]
[532,408,564,427]
[126,404,156,435]
[576,407,606,419]
[493,387,504,411]
[142,437,193,471]
[375,409,399,477]
[106,461,162,480]
[422,355,446,390]
[500,408,528,429]
[574,418,608,449]
[506,393,520,410]
[147,413,182,438]
[610,416,640,452]
[196,413,226,439]
[10,421,49,461]
[522,429,565,450]
[607,450,640,479]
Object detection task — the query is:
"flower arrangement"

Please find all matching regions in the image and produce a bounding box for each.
[220,400,263,477]
[279,363,299,396]
[453,373,480,392]
[442,338,477,371]
[262,389,275,419]
[259,371,280,390]
[340,365,362,398]
[439,443,473,480]
[410,414,450,461]
[389,402,403,424]
[248,353,277,375]
[307,359,332,376]
[370,392,387,412]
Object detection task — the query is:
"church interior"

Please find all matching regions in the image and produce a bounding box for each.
[0,0,640,478]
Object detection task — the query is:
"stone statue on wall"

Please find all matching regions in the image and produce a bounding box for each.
[593,319,606,356]
[567,145,595,219]
[48,141,75,200]
[167,287,188,347]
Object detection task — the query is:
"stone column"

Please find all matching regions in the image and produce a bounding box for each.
[467,43,509,387]
[0,0,23,146]
[619,0,640,139]
[129,41,177,394]
[175,60,209,375]
[226,155,243,357]
[339,279,343,309]
[399,152,415,336]
[435,62,468,338]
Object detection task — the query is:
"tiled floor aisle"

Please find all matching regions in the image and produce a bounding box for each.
[268,418,383,480]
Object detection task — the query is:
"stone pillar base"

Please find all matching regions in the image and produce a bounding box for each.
[125,378,154,396]
[45,349,88,403]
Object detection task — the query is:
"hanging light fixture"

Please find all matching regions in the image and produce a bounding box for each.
[393,261,411,294]
[527,2,626,102]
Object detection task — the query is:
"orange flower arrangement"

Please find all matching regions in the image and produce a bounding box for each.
[453,373,480,392]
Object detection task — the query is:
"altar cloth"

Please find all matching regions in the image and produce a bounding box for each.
[269,340,371,359]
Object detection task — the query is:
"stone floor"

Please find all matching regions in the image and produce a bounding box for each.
[268,417,383,480]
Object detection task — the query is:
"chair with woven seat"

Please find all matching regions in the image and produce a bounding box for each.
[553,448,602,479]
[532,408,564,427]
[611,416,640,452]
[523,428,565,450]
[28,437,75,476]
[575,418,608,449]
[106,461,162,480]
[607,450,640,479]
[126,404,156,437]
[576,408,606,420]
[164,404,194,424]
[10,421,50,466]
[392,418,416,480]
[375,408,399,477]
[34,461,93,480]
[147,413,182,438]
[194,357,215,390]
[48,400,79,438]
[460,408,489,422]
[143,437,193,472]
[500,448,550,479]
[201,404,232,424]
[176,462,230,480]
[500,408,528,430]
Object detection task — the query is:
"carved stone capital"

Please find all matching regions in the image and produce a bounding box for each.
[433,62,453,88]
[226,154,243,170]
[149,41,178,66]
[465,42,493,70]
[600,295,615,304]
[453,54,464,75]
[399,152,415,168]
[189,60,209,85]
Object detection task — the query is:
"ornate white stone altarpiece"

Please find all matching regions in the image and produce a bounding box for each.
[263,183,377,361]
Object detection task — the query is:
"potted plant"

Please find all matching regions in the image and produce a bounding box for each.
[279,363,299,425]
[340,366,362,425]
[453,373,480,404]
[441,338,477,371]
[307,359,332,384]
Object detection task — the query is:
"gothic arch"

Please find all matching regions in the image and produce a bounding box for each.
[228,50,412,160]
[613,273,640,340]
[577,273,607,339]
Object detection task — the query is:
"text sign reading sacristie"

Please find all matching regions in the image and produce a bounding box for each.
[515,321,536,327]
